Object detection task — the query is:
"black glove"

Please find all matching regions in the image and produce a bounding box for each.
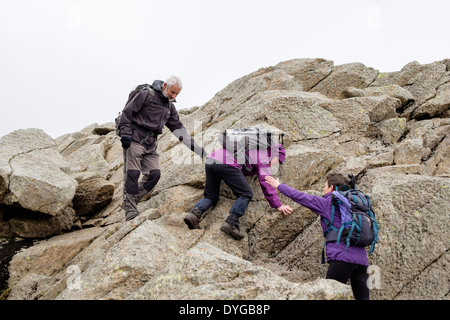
[121,135,132,149]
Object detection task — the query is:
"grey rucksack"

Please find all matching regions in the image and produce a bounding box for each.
[218,126,285,171]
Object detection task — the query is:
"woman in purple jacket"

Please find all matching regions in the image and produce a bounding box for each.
[265,172,370,300]
[184,144,293,240]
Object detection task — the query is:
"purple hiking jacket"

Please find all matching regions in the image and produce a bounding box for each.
[277,183,369,266]
[208,145,286,209]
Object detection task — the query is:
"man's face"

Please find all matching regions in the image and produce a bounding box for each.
[162,83,181,102]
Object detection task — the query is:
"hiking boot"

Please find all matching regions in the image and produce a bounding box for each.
[220,221,245,241]
[184,207,203,229]
[125,211,139,222]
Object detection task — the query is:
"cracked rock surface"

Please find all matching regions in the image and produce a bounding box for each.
[1,58,449,300]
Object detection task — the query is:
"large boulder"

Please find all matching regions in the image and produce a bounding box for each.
[343,84,415,108]
[5,206,76,238]
[0,129,77,216]
[359,170,450,300]
[129,242,352,300]
[310,62,379,99]
[371,60,450,120]
[72,178,115,217]
[8,227,106,300]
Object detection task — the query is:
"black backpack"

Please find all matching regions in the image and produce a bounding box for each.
[321,175,379,263]
[115,80,164,136]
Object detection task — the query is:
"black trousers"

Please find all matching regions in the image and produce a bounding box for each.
[326,260,370,300]
[194,162,253,220]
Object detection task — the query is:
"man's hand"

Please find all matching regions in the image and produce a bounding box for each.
[121,135,132,149]
[265,175,281,188]
[277,205,293,215]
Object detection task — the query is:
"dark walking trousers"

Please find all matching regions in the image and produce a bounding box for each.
[193,161,253,221]
[123,141,160,214]
[326,260,370,300]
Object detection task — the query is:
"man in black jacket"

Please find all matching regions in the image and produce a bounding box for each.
[118,76,205,221]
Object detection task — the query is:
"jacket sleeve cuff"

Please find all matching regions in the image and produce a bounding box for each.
[269,196,282,209]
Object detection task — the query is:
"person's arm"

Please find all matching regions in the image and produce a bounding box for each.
[265,176,331,219]
[165,105,205,157]
[253,154,293,215]
[118,90,148,148]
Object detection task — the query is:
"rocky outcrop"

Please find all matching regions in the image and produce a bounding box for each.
[0,129,79,238]
[0,129,77,216]
[0,126,118,238]
[1,58,449,300]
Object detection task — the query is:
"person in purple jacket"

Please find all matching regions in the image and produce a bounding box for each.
[184,144,293,240]
[265,172,370,300]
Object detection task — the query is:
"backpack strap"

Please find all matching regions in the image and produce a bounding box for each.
[131,123,157,145]
[344,223,356,251]
[367,206,379,254]
[323,201,339,237]
[322,199,339,264]
[321,242,327,264]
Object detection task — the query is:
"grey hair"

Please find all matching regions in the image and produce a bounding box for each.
[165,76,183,89]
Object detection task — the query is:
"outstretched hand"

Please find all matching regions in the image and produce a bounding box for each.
[277,204,293,215]
[265,175,280,188]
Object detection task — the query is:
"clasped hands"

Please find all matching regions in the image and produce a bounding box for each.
[266,176,293,215]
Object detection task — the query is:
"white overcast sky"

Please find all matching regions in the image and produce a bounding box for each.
[1,0,449,139]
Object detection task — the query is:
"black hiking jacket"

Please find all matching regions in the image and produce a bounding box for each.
[119,88,203,156]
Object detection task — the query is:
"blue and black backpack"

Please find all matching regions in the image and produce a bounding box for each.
[322,175,379,263]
